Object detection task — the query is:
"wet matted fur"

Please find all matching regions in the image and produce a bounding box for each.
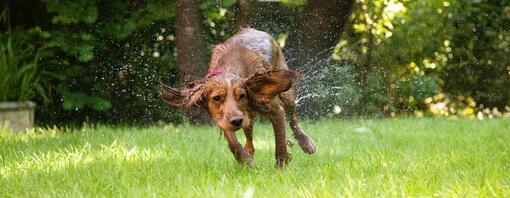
[161,28,316,169]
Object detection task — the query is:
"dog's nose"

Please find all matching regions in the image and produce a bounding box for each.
[230,117,243,127]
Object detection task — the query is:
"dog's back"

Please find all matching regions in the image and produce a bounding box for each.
[224,28,275,64]
[208,28,287,78]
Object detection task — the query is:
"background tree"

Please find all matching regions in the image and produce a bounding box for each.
[284,0,355,116]
[175,0,208,84]
[235,0,256,29]
[285,0,355,71]
[175,0,209,123]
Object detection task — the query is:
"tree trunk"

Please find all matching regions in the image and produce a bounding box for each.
[176,0,207,83]
[284,0,355,71]
[284,0,355,117]
[235,1,290,32]
[235,0,256,30]
[175,0,209,124]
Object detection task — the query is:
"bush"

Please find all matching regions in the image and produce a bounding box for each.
[0,27,53,103]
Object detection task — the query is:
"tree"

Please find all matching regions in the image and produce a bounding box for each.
[175,0,208,83]
[285,0,355,71]
[175,0,209,123]
[235,0,256,30]
[284,0,355,116]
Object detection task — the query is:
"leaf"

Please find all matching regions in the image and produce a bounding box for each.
[62,92,87,110]
[41,70,66,81]
[78,45,94,62]
[87,97,112,111]
[42,0,98,24]
[33,82,50,104]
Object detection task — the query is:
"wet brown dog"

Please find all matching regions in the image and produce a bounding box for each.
[160,28,316,168]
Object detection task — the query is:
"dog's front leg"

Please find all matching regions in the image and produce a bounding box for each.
[243,117,256,156]
[270,107,290,169]
[223,130,253,166]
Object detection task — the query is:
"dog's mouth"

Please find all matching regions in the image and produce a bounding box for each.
[222,125,242,132]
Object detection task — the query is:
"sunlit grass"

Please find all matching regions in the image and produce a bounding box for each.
[1,118,509,197]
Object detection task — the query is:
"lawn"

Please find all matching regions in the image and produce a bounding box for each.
[1,118,509,197]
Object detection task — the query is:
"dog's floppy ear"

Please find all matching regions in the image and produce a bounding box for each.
[245,70,300,100]
[160,81,206,109]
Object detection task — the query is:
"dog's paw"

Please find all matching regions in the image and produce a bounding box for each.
[296,134,317,154]
[236,149,254,167]
[244,145,255,157]
[274,154,290,170]
[244,153,254,167]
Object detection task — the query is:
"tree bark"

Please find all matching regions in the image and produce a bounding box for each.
[235,1,289,32]
[284,0,355,71]
[176,0,207,83]
[175,0,209,124]
[235,0,256,30]
[284,0,355,117]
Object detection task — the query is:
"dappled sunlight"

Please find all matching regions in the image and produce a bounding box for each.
[416,93,510,119]
[1,119,509,196]
[252,139,273,151]
[0,141,168,177]
[0,136,169,179]
[353,0,407,41]
[1,142,95,178]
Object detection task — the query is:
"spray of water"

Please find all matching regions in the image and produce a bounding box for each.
[286,47,360,118]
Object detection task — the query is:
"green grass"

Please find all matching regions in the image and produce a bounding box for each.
[1,118,509,197]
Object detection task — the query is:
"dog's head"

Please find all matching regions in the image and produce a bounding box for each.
[160,70,299,132]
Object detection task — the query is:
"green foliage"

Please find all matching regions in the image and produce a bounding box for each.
[443,0,510,108]
[26,0,245,124]
[42,0,98,24]
[281,0,308,7]
[200,0,237,46]
[61,91,111,111]
[337,0,510,115]
[3,0,509,123]
[396,75,439,108]
[43,30,96,62]
[6,0,183,124]
[0,28,53,103]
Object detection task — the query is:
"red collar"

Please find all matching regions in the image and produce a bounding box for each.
[205,69,224,80]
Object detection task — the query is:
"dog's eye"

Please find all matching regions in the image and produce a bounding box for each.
[212,95,222,102]
[239,93,246,100]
